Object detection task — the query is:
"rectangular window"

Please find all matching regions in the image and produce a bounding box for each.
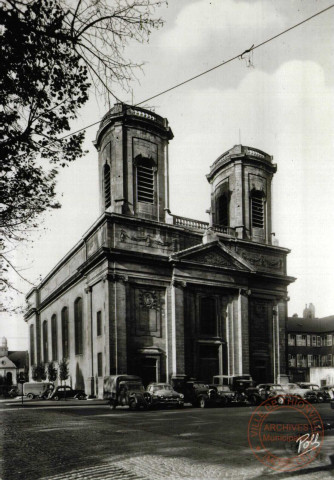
[288,354,296,367]
[307,335,311,346]
[317,336,321,347]
[97,352,103,377]
[312,335,317,346]
[288,334,296,346]
[296,334,306,346]
[307,354,313,367]
[297,354,302,367]
[97,311,102,336]
[199,297,217,336]
[327,335,333,346]
[328,354,332,366]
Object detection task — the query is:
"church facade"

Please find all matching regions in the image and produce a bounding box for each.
[25,103,294,397]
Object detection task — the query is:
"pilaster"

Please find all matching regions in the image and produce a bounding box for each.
[108,274,128,374]
[170,279,186,377]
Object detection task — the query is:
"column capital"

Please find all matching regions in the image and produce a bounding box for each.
[84,286,92,294]
[239,288,251,297]
[171,279,187,289]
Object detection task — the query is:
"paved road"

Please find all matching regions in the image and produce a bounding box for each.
[1,400,334,480]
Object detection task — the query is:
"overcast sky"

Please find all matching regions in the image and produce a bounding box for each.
[3,0,334,350]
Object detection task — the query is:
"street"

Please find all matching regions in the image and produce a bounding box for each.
[1,400,334,480]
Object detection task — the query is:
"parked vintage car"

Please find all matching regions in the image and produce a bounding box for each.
[49,385,87,401]
[209,384,236,406]
[213,375,254,392]
[296,383,330,403]
[213,375,255,404]
[320,385,334,400]
[181,381,212,408]
[8,386,20,398]
[147,383,184,408]
[103,375,152,410]
[256,383,290,405]
[282,383,318,403]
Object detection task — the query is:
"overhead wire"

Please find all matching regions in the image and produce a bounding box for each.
[61,3,334,140]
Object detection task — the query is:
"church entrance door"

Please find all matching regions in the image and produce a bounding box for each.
[140,357,158,387]
[198,344,220,383]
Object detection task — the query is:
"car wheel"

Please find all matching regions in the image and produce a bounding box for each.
[317,395,324,403]
[53,395,60,401]
[249,395,258,406]
[199,396,207,408]
[129,399,137,410]
[277,396,284,405]
[220,396,228,407]
[27,393,34,400]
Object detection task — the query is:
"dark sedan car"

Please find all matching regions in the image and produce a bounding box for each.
[296,383,330,403]
[147,383,184,408]
[49,385,87,400]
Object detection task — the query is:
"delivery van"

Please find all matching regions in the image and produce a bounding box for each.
[23,382,54,399]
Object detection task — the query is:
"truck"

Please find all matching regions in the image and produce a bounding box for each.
[103,375,152,410]
[21,382,54,399]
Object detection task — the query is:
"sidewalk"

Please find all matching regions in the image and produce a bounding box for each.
[0,397,109,407]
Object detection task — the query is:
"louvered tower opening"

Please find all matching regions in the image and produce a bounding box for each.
[137,159,154,204]
[251,191,264,228]
[104,164,111,209]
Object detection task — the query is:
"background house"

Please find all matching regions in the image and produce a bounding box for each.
[287,304,334,384]
[0,337,29,392]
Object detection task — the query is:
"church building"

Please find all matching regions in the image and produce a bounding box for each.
[25,103,295,397]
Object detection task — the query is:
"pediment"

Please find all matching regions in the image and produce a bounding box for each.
[171,242,254,272]
[0,356,17,369]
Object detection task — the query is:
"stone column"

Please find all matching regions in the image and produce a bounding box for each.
[238,289,250,375]
[109,274,128,374]
[170,280,186,379]
[276,297,289,384]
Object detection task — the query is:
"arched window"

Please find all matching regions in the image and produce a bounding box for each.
[61,307,69,359]
[251,190,265,229]
[42,320,48,363]
[103,164,111,209]
[51,314,58,361]
[29,324,35,366]
[218,194,229,226]
[74,298,83,355]
[136,157,154,204]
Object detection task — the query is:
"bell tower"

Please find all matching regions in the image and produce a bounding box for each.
[207,145,277,244]
[94,103,173,222]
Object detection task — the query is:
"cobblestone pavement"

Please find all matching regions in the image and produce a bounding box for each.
[1,402,334,480]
